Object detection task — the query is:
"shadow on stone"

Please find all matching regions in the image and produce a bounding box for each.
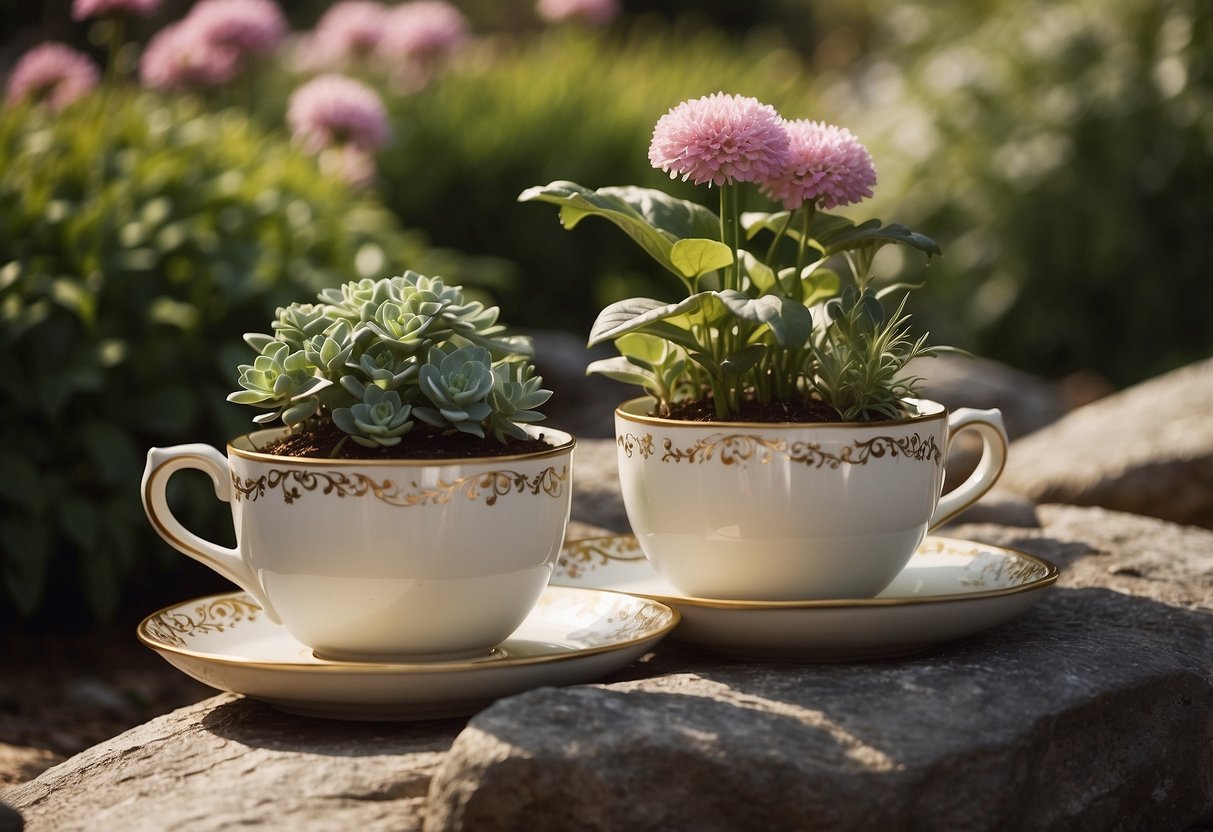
[199,697,466,758]
[425,586,1213,831]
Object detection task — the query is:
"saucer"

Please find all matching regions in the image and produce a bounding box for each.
[553,535,1058,660]
[137,585,678,720]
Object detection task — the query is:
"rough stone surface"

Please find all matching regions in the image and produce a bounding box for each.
[4,696,460,832]
[9,507,1209,830]
[1000,358,1213,528]
[427,504,1213,832]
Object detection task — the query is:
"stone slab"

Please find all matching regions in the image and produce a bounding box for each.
[5,510,1211,830]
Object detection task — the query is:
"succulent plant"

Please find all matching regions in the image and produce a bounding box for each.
[229,271,551,451]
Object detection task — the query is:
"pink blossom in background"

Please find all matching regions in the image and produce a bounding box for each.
[140,20,241,90]
[648,92,789,188]
[187,0,288,57]
[318,145,377,188]
[5,42,99,111]
[286,74,389,154]
[759,119,877,210]
[377,1,470,62]
[307,1,389,68]
[71,0,160,21]
[535,0,620,27]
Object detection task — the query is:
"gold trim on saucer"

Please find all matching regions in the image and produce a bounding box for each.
[558,535,1059,611]
[142,595,261,648]
[136,587,679,673]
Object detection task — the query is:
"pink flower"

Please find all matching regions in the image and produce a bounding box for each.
[187,0,288,57]
[5,43,100,111]
[536,0,620,26]
[648,92,790,188]
[760,120,877,211]
[140,20,242,90]
[286,74,389,154]
[377,1,470,62]
[71,0,160,21]
[307,1,389,68]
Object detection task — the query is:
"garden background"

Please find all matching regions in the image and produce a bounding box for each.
[1,0,1210,628]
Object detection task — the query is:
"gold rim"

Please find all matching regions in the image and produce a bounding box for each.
[566,535,1059,610]
[136,586,679,672]
[615,396,947,429]
[227,426,576,467]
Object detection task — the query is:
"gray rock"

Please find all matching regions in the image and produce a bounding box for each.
[427,504,1213,831]
[7,507,1211,830]
[999,358,1213,528]
[3,696,459,832]
[526,330,632,440]
[909,353,1067,441]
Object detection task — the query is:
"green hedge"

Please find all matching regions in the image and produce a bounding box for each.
[0,90,448,621]
[827,0,1213,385]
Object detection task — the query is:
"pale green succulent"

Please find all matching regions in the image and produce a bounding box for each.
[488,363,553,441]
[231,272,552,449]
[330,386,415,448]
[414,345,496,437]
[228,341,332,426]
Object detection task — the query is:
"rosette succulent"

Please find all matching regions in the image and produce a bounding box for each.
[230,271,552,453]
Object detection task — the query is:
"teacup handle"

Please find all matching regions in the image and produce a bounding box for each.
[928,408,1009,530]
[141,444,280,622]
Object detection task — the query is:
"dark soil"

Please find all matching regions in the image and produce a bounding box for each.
[665,397,845,423]
[258,421,554,459]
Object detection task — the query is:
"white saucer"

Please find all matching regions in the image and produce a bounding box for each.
[553,535,1058,660]
[137,585,678,720]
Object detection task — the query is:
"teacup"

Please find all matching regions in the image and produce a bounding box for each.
[141,426,575,661]
[615,397,1006,600]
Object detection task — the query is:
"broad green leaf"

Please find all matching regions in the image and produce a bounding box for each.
[586,356,658,388]
[716,291,815,347]
[803,268,842,306]
[587,294,724,350]
[721,344,766,376]
[742,251,776,294]
[820,219,942,257]
[519,181,719,278]
[670,238,733,279]
[615,332,672,366]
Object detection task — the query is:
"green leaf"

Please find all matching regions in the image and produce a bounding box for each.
[720,344,766,376]
[585,356,658,388]
[742,251,777,294]
[587,294,723,351]
[716,291,814,347]
[820,218,942,258]
[670,238,733,280]
[519,181,719,278]
[802,268,842,306]
[615,332,671,366]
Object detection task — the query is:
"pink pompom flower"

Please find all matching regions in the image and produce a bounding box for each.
[760,119,877,211]
[5,42,100,111]
[286,73,389,154]
[140,21,242,90]
[308,1,389,68]
[377,1,470,62]
[535,0,620,27]
[71,0,160,21]
[187,0,288,57]
[648,92,790,188]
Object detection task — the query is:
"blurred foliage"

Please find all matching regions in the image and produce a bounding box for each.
[0,90,456,622]
[376,21,821,333]
[820,0,1213,385]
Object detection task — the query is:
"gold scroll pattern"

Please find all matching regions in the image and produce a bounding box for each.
[619,432,943,468]
[144,595,261,648]
[557,536,646,580]
[231,465,569,508]
[917,539,1053,587]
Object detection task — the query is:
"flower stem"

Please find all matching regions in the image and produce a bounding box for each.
[795,202,816,275]
[720,184,741,293]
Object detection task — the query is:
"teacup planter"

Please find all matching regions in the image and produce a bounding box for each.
[142,270,574,661]
[142,426,574,661]
[615,397,1006,600]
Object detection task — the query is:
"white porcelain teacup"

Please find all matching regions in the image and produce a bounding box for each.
[615,398,1007,601]
[142,426,575,662]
